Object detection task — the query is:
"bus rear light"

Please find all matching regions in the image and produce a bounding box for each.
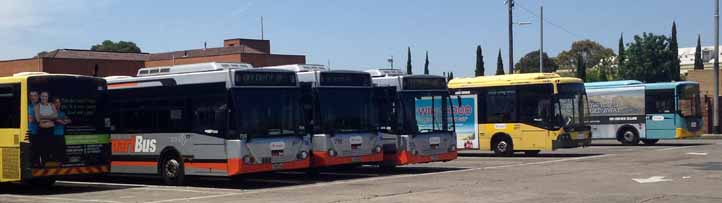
[328,149,338,157]
[373,145,382,153]
[297,151,309,160]
[242,156,255,165]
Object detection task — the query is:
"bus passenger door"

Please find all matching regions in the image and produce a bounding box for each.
[0,84,22,181]
[518,85,553,150]
[645,89,676,139]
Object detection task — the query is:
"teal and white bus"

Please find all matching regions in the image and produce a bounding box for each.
[585,80,702,145]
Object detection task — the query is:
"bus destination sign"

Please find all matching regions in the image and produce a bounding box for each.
[235,71,297,86]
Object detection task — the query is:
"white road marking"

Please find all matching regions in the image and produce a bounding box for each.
[654,146,698,151]
[0,194,121,203]
[632,176,672,183]
[144,154,613,202]
[686,152,708,156]
[59,181,244,194]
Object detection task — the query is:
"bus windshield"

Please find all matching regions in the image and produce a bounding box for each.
[399,91,453,134]
[232,88,303,138]
[678,84,702,118]
[555,83,589,128]
[318,88,375,133]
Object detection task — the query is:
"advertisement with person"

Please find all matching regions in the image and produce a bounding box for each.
[452,95,478,149]
[27,76,110,169]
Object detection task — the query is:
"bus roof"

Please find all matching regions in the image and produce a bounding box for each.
[584,80,642,88]
[137,62,252,77]
[448,73,582,89]
[371,74,447,91]
[644,81,699,90]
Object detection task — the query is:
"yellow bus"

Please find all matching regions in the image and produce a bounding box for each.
[0,72,110,187]
[448,73,591,156]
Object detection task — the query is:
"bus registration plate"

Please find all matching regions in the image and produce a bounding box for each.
[351,156,361,163]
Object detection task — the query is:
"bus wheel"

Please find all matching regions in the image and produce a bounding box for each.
[523,150,540,156]
[160,152,185,186]
[379,162,397,171]
[493,137,514,157]
[619,129,639,146]
[641,139,659,145]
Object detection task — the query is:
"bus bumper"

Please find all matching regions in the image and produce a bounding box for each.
[311,151,383,167]
[675,128,702,139]
[31,165,110,177]
[228,158,309,176]
[552,134,592,150]
[387,150,458,165]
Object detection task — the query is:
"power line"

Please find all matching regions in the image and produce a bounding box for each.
[515,2,584,39]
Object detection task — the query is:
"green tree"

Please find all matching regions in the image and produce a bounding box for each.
[424,51,429,75]
[475,45,485,76]
[619,33,675,83]
[556,40,616,72]
[90,40,142,53]
[514,51,558,73]
[670,22,680,80]
[694,34,704,70]
[618,33,625,66]
[448,72,454,80]
[406,47,412,74]
[496,50,505,75]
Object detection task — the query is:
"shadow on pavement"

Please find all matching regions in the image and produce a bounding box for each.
[0,179,138,195]
[458,152,604,158]
[61,165,467,190]
[589,143,710,147]
[680,162,722,171]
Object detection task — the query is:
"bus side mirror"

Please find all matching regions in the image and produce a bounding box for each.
[456,96,462,107]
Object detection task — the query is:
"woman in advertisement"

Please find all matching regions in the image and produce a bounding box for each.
[34,91,61,166]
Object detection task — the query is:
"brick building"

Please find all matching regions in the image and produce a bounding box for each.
[0,38,305,77]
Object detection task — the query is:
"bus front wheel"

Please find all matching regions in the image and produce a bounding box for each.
[641,139,659,145]
[492,137,514,157]
[619,129,639,146]
[160,152,185,186]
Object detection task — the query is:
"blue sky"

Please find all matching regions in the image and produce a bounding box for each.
[0,0,715,76]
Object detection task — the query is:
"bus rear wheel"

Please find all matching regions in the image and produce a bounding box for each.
[641,139,659,145]
[523,150,541,156]
[24,178,56,189]
[619,129,639,146]
[160,152,185,186]
[493,137,514,157]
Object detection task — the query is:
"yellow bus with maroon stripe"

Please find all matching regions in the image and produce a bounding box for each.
[0,72,110,187]
[448,73,591,156]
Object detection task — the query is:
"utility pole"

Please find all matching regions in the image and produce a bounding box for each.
[261,16,264,40]
[539,4,544,73]
[508,0,514,74]
[715,0,720,133]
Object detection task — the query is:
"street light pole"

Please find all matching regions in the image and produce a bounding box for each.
[714,0,720,133]
[539,5,544,73]
[508,0,514,74]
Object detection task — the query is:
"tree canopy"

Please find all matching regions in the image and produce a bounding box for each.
[514,50,558,73]
[475,45,484,76]
[694,35,704,70]
[556,40,615,72]
[618,33,676,83]
[406,47,412,74]
[496,50,505,75]
[90,40,142,53]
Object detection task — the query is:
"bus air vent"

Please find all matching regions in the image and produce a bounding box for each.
[2,147,20,180]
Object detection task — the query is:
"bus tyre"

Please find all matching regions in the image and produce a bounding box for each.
[619,129,639,146]
[306,168,321,177]
[641,139,659,145]
[524,150,541,156]
[379,162,397,171]
[160,152,185,186]
[493,137,514,157]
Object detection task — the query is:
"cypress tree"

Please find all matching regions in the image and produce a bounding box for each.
[406,47,412,74]
[424,51,429,75]
[576,53,586,81]
[448,72,454,80]
[670,21,680,80]
[617,33,625,78]
[695,34,704,70]
[496,50,505,75]
[475,45,485,76]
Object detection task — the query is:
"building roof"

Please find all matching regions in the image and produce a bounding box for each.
[39,49,150,61]
[148,45,267,61]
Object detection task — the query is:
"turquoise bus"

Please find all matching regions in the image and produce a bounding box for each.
[585,80,702,145]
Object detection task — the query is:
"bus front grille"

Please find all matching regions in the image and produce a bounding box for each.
[2,147,20,180]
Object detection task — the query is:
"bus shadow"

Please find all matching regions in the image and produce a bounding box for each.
[589,143,710,147]
[0,181,138,195]
[680,162,722,171]
[459,152,604,158]
[61,166,468,190]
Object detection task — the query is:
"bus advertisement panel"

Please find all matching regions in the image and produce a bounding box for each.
[453,95,478,150]
[586,87,645,126]
[27,76,110,170]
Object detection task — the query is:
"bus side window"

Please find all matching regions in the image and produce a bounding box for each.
[0,84,20,128]
[486,87,517,123]
[191,95,226,137]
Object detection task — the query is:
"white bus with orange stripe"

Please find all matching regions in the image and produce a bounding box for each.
[0,72,110,187]
[106,62,311,185]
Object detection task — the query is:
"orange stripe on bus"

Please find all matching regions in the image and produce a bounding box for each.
[108,83,138,89]
[112,161,157,167]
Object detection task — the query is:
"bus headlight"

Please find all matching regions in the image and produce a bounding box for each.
[373,145,383,153]
[297,151,309,160]
[242,155,255,165]
[449,144,457,152]
[328,149,338,157]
